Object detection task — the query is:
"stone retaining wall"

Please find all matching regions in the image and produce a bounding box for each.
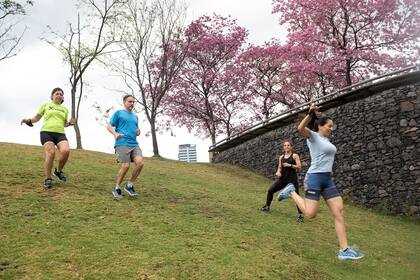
[212,81,420,216]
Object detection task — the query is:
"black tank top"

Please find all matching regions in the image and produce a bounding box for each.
[281,154,298,181]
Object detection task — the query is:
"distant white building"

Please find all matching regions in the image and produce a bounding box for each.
[178,144,197,162]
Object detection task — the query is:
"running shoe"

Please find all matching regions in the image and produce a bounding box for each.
[338,245,364,260]
[259,205,270,212]
[296,214,304,223]
[112,187,123,200]
[53,168,67,182]
[277,183,295,201]
[44,178,53,190]
[124,185,138,197]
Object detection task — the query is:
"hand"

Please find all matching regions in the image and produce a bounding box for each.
[69,118,76,125]
[275,171,282,177]
[282,162,291,168]
[20,119,33,127]
[136,128,140,136]
[309,104,320,113]
[114,133,124,139]
[308,105,322,119]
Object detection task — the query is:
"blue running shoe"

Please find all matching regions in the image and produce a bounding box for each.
[112,187,123,200]
[338,245,364,260]
[124,185,138,197]
[277,183,295,201]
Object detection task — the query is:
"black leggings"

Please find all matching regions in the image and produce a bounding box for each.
[266,178,302,214]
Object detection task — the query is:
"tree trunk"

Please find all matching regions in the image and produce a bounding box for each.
[263,98,269,120]
[73,123,83,149]
[71,84,83,149]
[150,120,160,157]
[345,59,352,86]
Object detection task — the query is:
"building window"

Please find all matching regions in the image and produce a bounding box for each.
[178,144,197,163]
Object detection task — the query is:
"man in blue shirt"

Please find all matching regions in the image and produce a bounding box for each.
[107,95,144,200]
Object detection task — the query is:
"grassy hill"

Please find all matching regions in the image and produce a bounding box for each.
[0,142,419,280]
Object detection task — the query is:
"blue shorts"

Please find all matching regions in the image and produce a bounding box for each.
[304,173,341,201]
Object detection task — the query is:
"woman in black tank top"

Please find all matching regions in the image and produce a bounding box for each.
[259,140,304,222]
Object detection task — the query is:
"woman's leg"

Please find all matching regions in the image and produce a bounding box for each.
[325,196,348,250]
[56,140,70,171]
[43,142,55,179]
[290,192,320,218]
[265,179,285,207]
[288,173,321,218]
[294,186,303,214]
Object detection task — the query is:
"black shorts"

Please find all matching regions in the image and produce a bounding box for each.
[40,131,68,145]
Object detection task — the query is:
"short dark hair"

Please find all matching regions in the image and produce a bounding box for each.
[123,94,135,102]
[51,87,64,104]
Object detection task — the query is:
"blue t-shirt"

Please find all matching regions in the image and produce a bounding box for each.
[306,131,337,173]
[109,109,139,147]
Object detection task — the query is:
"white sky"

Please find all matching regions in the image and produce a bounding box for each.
[0,0,285,162]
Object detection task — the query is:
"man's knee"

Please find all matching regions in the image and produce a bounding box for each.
[134,157,144,167]
[120,163,130,170]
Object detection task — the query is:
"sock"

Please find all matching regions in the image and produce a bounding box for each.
[127,181,133,187]
[115,185,120,189]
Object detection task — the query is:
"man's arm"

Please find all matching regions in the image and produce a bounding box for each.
[107,123,123,139]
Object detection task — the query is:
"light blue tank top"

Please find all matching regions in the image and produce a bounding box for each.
[306,131,337,173]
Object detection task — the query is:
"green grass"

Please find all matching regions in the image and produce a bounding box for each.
[0,142,419,279]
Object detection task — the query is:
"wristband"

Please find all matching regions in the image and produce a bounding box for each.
[308,111,317,119]
[25,119,33,127]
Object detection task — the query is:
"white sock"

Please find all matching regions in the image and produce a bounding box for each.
[115,185,120,189]
[127,181,133,187]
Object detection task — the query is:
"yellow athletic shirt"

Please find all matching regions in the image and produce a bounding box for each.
[37,102,69,134]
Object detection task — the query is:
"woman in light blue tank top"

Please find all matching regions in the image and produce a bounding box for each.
[277,105,364,260]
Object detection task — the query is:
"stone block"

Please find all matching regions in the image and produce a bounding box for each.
[379,189,388,198]
[400,101,414,112]
[409,206,419,215]
[409,119,417,127]
[400,119,408,127]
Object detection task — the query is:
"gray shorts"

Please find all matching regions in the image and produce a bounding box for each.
[115,146,143,163]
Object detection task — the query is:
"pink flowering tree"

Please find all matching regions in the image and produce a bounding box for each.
[216,63,252,136]
[285,38,345,101]
[238,42,297,121]
[166,14,248,144]
[273,0,420,85]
